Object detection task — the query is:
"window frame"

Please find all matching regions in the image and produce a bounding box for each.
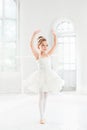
[53,19,77,90]
[0,0,20,74]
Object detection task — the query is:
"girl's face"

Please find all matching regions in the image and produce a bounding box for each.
[39,41,48,52]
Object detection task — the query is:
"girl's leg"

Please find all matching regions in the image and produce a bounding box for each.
[39,91,48,124]
[43,92,48,116]
[39,91,44,121]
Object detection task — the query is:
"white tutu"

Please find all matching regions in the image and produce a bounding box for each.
[23,56,64,94]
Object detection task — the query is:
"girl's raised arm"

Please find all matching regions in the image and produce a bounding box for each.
[47,30,57,56]
[30,30,40,60]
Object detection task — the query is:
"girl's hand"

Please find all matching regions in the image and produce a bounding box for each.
[33,30,41,36]
[51,29,56,36]
[51,29,57,44]
[30,30,41,43]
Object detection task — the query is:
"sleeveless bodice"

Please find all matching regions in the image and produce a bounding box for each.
[36,56,51,71]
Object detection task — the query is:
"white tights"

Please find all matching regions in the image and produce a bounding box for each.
[39,92,48,120]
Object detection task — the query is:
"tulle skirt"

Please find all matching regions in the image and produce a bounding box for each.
[23,69,64,94]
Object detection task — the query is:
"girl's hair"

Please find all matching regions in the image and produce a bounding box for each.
[37,36,46,49]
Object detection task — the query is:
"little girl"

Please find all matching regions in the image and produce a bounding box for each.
[25,30,64,124]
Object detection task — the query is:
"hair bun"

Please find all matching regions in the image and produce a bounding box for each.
[37,36,44,40]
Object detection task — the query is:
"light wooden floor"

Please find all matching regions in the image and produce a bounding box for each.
[0,92,87,130]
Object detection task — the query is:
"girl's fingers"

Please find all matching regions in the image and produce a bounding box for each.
[51,29,56,36]
[34,30,41,35]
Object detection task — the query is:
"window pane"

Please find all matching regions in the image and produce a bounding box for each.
[4,20,17,41]
[3,42,16,58]
[64,63,76,70]
[58,37,75,43]
[70,37,76,43]
[63,37,70,43]
[0,20,2,41]
[0,0,18,72]
[64,43,71,63]
[51,56,64,72]
[0,0,3,18]
[56,21,74,33]
[3,58,17,71]
[70,43,76,63]
[70,64,76,70]
[64,64,70,70]
[58,37,64,43]
[63,70,76,87]
[0,42,3,71]
[0,42,3,59]
[4,0,17,18]
[64,43,76,63]
[54,43,64,63]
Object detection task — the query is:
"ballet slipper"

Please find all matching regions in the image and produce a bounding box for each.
[40,119,45,124]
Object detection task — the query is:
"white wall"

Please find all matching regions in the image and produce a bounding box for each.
[20,0,87,93]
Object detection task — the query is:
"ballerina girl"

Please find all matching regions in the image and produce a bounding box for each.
[26,29,64,124]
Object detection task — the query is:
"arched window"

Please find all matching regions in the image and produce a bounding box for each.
[0,0,19,72]
[53,19,76,91]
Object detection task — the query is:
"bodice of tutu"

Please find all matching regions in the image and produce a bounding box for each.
[36,56,51,71]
